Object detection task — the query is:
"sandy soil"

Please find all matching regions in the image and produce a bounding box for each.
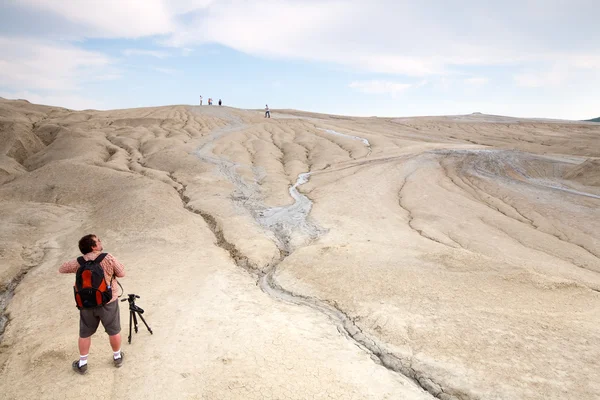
[0,98,599,399]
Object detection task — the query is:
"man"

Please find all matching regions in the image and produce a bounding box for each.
[199,95,203,105]
[59,234,126,374]
[265,104,270,118]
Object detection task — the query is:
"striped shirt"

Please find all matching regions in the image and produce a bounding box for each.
[59,251,125,303]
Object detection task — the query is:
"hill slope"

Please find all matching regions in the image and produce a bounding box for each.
[1,98,600,400]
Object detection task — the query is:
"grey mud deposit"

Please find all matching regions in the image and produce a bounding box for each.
[0,245,48,342]
[0,276,23,339]
[185,116,458,399]
[432,148,600,200]
[255,172,325,253]
[319,128,372,150]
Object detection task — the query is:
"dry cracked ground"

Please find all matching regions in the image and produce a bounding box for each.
[0,97,599,399]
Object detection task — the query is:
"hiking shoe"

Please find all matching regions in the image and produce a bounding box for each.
[72,360,88,375]
[113,351,124,368]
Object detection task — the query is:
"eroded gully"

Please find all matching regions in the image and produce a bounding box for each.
[172,114,460,400]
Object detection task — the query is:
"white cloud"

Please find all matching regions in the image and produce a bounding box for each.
[570,55,600,69]
[151,67,178,75]
[16,0,174,37]
[0,37,119,91]
[159,1,600,80]
[465,77,489,86]
[11,0,218,38]
[9,0,600,79]
[514,71,563,88]
[4,0,600,115]
[0,90,104,110]
[349,80,414,96]
[0,37,119,111]
[349,55,446,77]
[123,49,170,58]
[513,61,600,88]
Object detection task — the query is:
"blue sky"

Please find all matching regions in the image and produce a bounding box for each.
[1,0,599,119]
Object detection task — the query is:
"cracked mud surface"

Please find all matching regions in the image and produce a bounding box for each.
[0,99,599,399]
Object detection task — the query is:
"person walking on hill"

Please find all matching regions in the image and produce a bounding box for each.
[199,95,203,105]
[265,104,270,118]
[59,234,126,374]
[218,99,222,106]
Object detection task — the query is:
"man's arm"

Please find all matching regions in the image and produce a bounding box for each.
[58,259,79,274]
[106,254,125,278]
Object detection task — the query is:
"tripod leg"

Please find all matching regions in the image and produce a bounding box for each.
[128,310,133,344]
[136,312,153,335]
[132,311,139,333]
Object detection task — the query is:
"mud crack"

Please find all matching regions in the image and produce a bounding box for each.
[0,274,27,340]
[0,246,47,342]
[169,170,466,400]
[398,172,460,249]
[261,270,466,400]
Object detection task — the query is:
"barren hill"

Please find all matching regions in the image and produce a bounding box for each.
[1,98,599,400]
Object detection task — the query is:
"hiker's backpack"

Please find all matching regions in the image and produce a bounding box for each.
[73,253,113,309]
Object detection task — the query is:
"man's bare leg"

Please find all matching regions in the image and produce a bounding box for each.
[77,336,91,367]
[78,336,91,355]
[109,334,121,352]
[110,333,123,366]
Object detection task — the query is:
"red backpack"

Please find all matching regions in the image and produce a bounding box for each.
[73,253,113,309]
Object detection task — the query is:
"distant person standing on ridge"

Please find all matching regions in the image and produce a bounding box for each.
[199,95,203,105]
[218,99,222,106]
[265,104,270,118]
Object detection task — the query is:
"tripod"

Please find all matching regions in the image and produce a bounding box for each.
[121,294,153,344]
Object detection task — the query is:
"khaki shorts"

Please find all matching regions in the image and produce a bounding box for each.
[79,300,121,338]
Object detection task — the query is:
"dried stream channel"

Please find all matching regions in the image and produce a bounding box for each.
[319,128,372,151]
[255,172,325,252]
[186,118,453,399]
